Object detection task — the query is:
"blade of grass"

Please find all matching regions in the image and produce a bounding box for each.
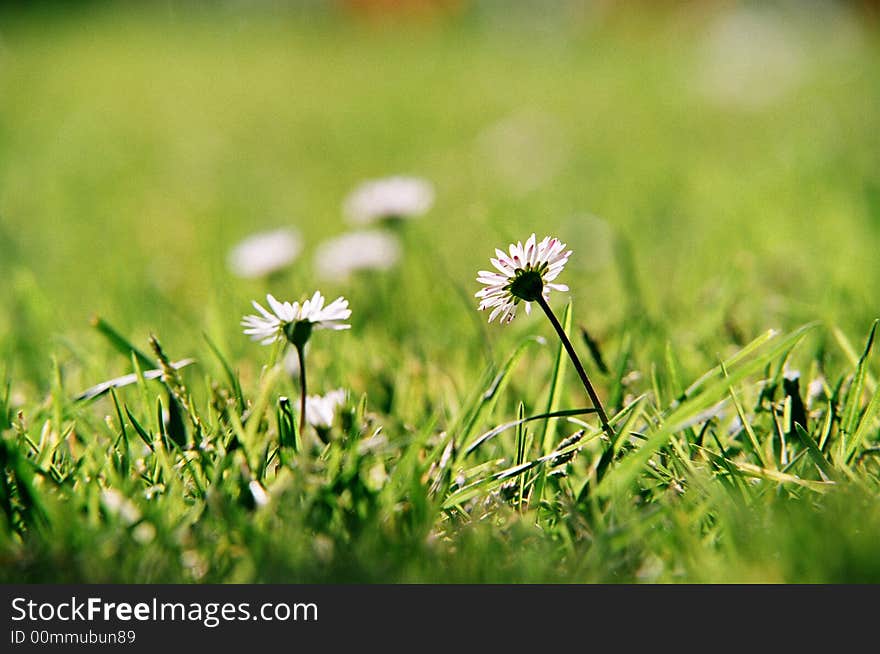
[793,423,835,480]
[608,332,632,413]
[91,315,155,369]
[846,385,880,464]
[109,388,130,475]
[124,405,155,452]
[841,320,878,453]
[728,460,834,492]
[444,431,592,509]
[243,365,283,474]
[74,359,195,402]
[723,360,769,469]
[453,335,544,457]
[464,407,596,456]
[203,332,245,413]
[833,323,877,394]
[680,328,780,402]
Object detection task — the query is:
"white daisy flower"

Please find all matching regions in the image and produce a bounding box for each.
[344,176,434,225]
[476,234,614,443]
[241,291,351,347]
[227,228,302,279]
[314,229,401,281]
[305,389,347,428]
[475,234,571,324]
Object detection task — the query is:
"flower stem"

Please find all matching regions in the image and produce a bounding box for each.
[295,343,307,437]
[536,294,614,442]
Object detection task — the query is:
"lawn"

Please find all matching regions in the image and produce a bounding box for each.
[2,2,880,583]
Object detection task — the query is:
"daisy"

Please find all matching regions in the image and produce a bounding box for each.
[314,230,401,281]
[242,291,351,347]
[344,176,434,225]
[242,291,351,434]
[475,234,614,445]
[227,228,302,279]
[475,233,571,324]
[305,389,347,429]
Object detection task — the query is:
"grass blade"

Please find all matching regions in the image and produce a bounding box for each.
[793,423,835,480]
[846,385,880,464]
[203,332,245,413]
[464,407,596,456]
[90,315,155,369]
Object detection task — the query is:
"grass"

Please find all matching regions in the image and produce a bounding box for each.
[1,3,880,583]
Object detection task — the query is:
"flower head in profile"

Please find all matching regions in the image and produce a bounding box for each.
[242,291,351,348]
[475,234,571,324]
[305,389,348,429]
[344,176,434,225]
[314,230,401,281]
[227,228,302,279]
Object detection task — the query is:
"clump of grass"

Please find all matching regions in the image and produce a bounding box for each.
[1,305,879,582]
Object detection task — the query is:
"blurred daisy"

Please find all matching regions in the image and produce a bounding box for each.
[314,230,401,281]
[305,389,347,429]
[475,234,571,324]
[344,176,434,225]
[242,291,351,347]
[227,228,302,279]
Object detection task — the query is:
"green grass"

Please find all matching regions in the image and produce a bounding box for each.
[2,3,880,583]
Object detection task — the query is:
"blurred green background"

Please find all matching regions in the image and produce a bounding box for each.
[1,0,879,411]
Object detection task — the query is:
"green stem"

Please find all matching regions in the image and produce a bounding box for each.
[536,295,614,442]
[295,344,307,437]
